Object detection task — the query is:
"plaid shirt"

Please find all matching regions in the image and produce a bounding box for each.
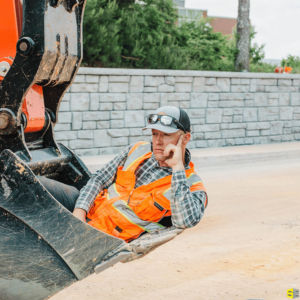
[75,143,206,228]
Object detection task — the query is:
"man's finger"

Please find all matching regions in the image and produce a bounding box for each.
[176,134,184,147]
[164,144,175,156]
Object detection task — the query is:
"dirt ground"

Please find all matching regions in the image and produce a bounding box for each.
[52,158,300,300]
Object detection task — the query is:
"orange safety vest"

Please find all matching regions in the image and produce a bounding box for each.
[87,141,208,242]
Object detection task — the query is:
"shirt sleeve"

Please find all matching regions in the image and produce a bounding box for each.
[170,170,206,229]
[75,144,133,213]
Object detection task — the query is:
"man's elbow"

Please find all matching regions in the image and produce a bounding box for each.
[172,214,203,229]
[173,223,192,229]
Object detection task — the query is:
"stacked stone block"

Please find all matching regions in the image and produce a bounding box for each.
[54,70,300,156]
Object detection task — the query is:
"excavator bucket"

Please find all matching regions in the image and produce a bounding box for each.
[0,149,124,300]
[0,1,184,299]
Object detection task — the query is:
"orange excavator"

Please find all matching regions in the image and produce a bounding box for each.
[0,1,183,299]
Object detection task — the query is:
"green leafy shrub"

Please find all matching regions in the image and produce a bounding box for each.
[118,0,191,69]
[249,26,265,64]
[249,62,276,73]
[281,55,300,74]
[176,19,235,71]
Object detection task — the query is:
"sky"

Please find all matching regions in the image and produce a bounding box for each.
[185,0,300,60]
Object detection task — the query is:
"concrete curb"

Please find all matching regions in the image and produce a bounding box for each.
[81,142,300,173]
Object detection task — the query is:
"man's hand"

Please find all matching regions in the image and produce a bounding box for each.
[73,208,87,223]
[164,135,185,172]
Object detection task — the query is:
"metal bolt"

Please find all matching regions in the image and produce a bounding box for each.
[0,115,9,130]
[0,66,7,72]
[19,42,28,51]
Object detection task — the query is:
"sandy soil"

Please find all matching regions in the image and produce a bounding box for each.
[52,159,300,300]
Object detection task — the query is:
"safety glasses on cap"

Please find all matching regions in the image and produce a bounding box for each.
[147,114,186,134]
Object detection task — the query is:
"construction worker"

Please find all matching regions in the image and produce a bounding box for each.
[39,106,207,242]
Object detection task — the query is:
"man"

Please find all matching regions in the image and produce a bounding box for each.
[39,106,207,242]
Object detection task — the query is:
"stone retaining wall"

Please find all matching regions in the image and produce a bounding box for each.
[54,68,300,156]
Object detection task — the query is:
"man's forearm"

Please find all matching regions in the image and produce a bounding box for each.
[75,173,104,212]
[170,170,205,228]
[172,163,184,172]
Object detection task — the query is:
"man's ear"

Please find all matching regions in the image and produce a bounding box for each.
[182,133,191,146]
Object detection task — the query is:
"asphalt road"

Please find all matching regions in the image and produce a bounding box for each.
[52,158,300,300]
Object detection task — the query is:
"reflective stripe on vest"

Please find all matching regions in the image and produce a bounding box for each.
[107,183,121,200]
[112,200,164,232]
[123,142,151,171]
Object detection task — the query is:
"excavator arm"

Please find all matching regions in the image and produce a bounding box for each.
[0,0,87,160]
[0,1,184,299]
[0,0,83,131]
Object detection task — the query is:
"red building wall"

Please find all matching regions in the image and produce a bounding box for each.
[210,16,237,36]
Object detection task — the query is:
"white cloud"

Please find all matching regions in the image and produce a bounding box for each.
[185,0,300,59]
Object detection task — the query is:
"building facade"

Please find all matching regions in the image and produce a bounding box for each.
[173,0,236,36]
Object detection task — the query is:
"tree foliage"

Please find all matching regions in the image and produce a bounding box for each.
[83,0,122,67]
[249,26,265,64]
[82,0,266,71]
[175,19,232,71]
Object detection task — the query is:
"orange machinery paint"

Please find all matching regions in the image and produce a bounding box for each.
[0,0,45,133]
[21,85,45,133]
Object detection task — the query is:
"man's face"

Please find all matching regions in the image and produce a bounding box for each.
[152,129,182,162]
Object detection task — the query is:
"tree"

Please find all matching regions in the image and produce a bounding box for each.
[235,0,250,71]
